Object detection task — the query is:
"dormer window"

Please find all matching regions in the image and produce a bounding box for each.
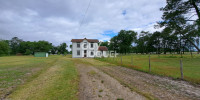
[84,42,87,48]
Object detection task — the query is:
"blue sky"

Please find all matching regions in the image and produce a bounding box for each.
[103,30,118,39]
[0,0,166,46]
[122,10,127,16]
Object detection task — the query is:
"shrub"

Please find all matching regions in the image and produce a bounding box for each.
[24,49,32,55]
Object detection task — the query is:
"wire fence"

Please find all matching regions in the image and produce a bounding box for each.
[95,54,200,84]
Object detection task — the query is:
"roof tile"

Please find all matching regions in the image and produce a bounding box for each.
[71,38,99,43]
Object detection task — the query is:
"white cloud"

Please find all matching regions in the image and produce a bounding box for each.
[0,0,166,47]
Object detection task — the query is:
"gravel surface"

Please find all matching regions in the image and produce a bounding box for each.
[76,64,146,100]
[98,66,200,100]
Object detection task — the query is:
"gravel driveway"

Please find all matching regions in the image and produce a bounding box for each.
[75,58,200,100]
[76,64,146,100]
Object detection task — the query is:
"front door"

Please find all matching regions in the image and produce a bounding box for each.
[84,50,87,57]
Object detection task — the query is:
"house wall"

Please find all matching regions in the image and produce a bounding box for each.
[96,51,108,57]
[103,51,108,57]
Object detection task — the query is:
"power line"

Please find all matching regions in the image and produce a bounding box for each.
[78,0,92,37]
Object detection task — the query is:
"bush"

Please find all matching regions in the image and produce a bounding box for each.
[24,49,32,55]
[0,41,9,56]
[64,52,67,56]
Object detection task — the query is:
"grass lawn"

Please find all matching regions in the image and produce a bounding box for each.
[0,55,78,100]
[96,54,200,84]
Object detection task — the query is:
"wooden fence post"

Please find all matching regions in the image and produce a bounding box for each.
[180,58,183,79]
[121,56,122,65]
[190,52,193,58]
[131,56,133,65]
[149,55,151,72]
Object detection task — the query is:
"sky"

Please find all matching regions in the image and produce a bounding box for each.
[0,0,166,46]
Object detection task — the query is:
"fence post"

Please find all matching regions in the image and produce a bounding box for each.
[190,52,193,58]
[131,56,133,65]
[149,55,151,72]
[180,58,183,79]
[121,56,122,65]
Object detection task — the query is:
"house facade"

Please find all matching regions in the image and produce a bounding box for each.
[71,38,108,58]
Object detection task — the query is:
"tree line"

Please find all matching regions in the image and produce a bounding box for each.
[0,37,68,56]
[101,0,200,55]
[101,29,198,54]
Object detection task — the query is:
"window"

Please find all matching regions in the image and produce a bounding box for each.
[91,51,94,56]
[77,50,80,56]
[77,43,80,48]
[84,42,87,48]
[91,43,93,48]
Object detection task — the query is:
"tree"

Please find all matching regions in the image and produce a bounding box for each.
[109,30,137,54]
[18,41,34,54]
[0,41,9,56]
[136,31,154,54]
[58,43,68,54]
[34,41,52,52]
[134,30,183,54]
[159,0,200,53]
[1,37,69,56]
[51,46,58,54]
[117,30,137,54]
[10,37,22,54]
[100,41,109,47]
[109,36,119,52]
[150,31,161,54]
[24,49,32,55]
[70,44,72,49]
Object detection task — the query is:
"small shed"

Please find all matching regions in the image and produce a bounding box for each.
[34,52,48,57]
[98,46,108,57]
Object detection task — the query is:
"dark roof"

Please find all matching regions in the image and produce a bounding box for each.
[71,38,99,43]
[98,46,108,51]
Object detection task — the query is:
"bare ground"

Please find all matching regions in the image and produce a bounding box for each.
[97,66,200,100]
[76,64,146,100]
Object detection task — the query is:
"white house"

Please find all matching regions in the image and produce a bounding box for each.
[71,38,108,58]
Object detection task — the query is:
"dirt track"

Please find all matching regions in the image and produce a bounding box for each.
[76,59,200,100]
[76,64,146,100]
[98,66,200,100]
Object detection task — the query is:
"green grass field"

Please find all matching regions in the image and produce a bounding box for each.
[0,55,78,100]
[96,54,200,84]
[1,54,200,99]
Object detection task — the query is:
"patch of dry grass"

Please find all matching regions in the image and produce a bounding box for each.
[88,70,97,76]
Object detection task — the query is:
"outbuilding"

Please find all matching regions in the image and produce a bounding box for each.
[34,52,48,57]
[98,46,108,57]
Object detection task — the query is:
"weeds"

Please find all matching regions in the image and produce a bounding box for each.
[99,89,103,92]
